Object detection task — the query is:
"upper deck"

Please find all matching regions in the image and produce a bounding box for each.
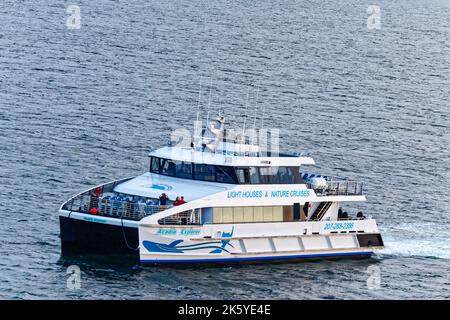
[152,114,315,168]
[150,145,315,168]
[60,115,366,225]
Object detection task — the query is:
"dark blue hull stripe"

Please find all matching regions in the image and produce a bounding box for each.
[140,251,373,264]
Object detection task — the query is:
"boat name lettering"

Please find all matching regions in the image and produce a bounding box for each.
[179,229,201,236]
[82,217,107,224]
[156,228,201,236]
[156,228,177,235]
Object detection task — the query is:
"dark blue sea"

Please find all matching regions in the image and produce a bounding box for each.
[0,0,449,299]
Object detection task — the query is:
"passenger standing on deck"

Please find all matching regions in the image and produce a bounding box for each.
[178,196,188,224]
[94,186,102,198]
[159,193,170,208]
[173,196,182,206]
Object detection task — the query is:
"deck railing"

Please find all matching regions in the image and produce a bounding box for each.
[61,178,203,224]
[61,177,132,211]
[61,178,174,221]
[63,192,170,220]
[158,209,202,225]
[311,181,364,196]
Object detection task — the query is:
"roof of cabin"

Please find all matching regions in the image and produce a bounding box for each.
[149,146,315,167]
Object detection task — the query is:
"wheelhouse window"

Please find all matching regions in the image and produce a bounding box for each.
[160,158,175,176]
[259,166,276,184]
[149,157,302,184]
[150,156,160,172]
[175,161,193,179]
[260,166,295,184]
[235,166,301,184]
[215,166,237,184]
[194,164,215,182]
[249,167,260,184]
[235,168,250,184]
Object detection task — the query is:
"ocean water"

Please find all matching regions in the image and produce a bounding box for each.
[0,0,449,299]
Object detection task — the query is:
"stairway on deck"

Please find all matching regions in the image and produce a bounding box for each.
[309,202,332,221]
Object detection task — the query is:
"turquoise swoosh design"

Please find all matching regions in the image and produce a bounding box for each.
[142,227,234,254]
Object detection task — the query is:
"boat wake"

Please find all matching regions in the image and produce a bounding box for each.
[377,222,450,260]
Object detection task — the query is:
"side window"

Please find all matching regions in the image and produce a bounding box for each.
[282,167,295,184]
[194,164,215,182]
[249,167,260,184]
[175,161,193,179]
[259,167,276,184]
[160,159,175,176]
[150,157,160,173]
[216,166,237,184]
[235,168,250,184]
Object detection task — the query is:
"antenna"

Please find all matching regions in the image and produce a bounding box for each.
[260,101,266,155]
[260,102,265,129]
[206,76,213,126]
[196,77,202,124]
[242,85,250,138]
[252,87,259,144]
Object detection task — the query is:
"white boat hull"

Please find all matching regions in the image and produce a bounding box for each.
[139,220,383,264]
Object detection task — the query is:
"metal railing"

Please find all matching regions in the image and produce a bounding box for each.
[63,193,171,220]
[337,217,367,221]
[61,177,132,211]
[158,209,202,225]
[61,178,175,221]
[61,182,202,223]
[311,181,364,196]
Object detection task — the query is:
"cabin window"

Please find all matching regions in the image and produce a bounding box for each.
[194,164,215,182]
[269,166,295,184]
[215,166,237,184]
[150,157,160,172]
[259,167,277,184]
[160,159,175,176]
[240,166,299,184]
[235,168,250,184]
[149,157,302,185]
[249,167,260,184]
[212,206,287,223]
[175,161,193,179]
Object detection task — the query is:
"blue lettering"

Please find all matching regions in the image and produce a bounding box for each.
[156,228,177,235]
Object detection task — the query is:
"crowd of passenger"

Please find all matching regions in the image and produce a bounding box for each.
[83,188,188,218]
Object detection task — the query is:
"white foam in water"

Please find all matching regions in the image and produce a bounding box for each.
[378,223,450,259]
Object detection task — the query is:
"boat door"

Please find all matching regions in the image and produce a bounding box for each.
[294,203,307,221]
[294,203,300,220]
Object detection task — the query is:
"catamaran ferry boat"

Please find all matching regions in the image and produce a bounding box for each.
[59,115,384,265]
